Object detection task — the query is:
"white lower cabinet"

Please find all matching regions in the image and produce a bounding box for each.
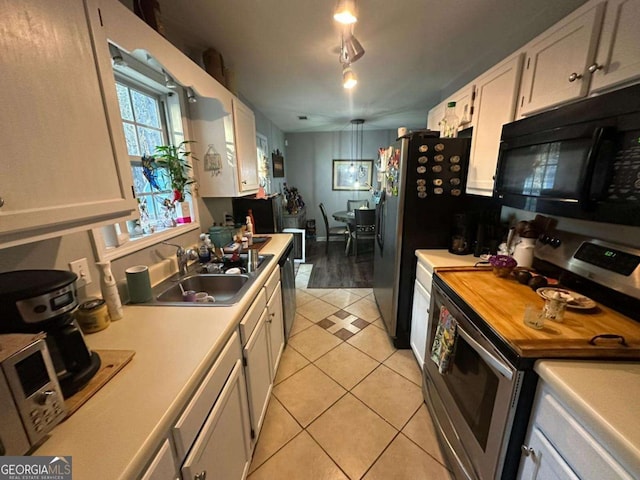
[141,439,178,480]
[170,331,252,480]
[410,279,431,370]
[239,269,285,444]
[518,382,635,480]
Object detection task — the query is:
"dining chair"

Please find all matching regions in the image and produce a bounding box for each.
[351,208,376,256]
[319,203,350,254]
[347,199,369,211]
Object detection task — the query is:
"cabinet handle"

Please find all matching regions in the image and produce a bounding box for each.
[588,62,603,74]
[521,445,536,457]
[0,197,4,207]
[568,72,583,82]
[194,471,207,480]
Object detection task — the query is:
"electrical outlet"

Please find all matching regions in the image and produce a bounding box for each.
[69,258,92,287]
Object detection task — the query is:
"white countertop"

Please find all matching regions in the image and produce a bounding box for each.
[535,360,640,475]
[415,249,480,273]
[34,234,292,479]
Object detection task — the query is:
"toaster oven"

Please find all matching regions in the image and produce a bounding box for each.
[0,333,66,455]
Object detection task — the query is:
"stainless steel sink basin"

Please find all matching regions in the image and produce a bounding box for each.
[156,274,249,303]
[137,254,274,307]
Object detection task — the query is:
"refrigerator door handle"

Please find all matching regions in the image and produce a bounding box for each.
[376,190,385,252]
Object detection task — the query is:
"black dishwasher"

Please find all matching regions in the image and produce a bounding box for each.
[279,242,296,340]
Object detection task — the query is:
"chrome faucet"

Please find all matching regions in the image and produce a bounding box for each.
[163,242,198,276]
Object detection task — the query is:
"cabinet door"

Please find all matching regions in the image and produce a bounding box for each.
[232,98,259,193]
[0,0,135,247]
[243,309,272,437]
[518,426,580,480]
[267,282,285,378]
[447,84,476,130]
[467,55,524,196]
[589,0,640,92]
[427,101,446,132]
[181,360,252,480]
[410,280,431,370]
[141,439,177,480]
[518,3,605,116]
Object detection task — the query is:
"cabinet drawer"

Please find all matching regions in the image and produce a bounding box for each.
[534,387,634,480]
[416,261,433,293]
[264,267,280,301]
[172,331,242,461]
[239,289,267,344]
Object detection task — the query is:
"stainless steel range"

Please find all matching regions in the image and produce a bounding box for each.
[422,229,640,480]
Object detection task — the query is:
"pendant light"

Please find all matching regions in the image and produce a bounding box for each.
[333,0,357,24]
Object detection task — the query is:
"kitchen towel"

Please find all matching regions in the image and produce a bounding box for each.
[125,265,152,303]
[430,306,458,374]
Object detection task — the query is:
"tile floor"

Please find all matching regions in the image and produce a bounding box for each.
[247,264,453,479]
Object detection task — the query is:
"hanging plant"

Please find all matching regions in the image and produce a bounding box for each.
[152,140,198,203]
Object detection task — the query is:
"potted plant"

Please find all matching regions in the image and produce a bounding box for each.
[152,141,197,223]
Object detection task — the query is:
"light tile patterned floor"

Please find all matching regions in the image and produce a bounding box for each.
[247,271,453,480]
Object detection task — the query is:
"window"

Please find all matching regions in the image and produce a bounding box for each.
[115,80,176,234]
[91,48,198,262]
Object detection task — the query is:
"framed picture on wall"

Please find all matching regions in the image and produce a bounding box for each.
[272,149,285,177]
[332,159,373,191]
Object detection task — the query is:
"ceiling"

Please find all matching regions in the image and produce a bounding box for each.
[158,0,588,133]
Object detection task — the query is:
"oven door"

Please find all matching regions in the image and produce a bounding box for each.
[423,283,522,480]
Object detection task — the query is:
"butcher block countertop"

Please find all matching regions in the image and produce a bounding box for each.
[435,267,640,359]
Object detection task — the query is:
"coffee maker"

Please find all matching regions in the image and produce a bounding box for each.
[0,270,101,398]
[449,213,472,255]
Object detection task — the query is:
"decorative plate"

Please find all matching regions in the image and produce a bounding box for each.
[536,287,596,309]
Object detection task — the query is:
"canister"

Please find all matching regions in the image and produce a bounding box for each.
[76,298,110,333]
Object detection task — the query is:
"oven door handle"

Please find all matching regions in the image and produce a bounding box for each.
[456,327,514,381]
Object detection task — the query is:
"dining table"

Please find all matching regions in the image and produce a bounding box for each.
[332,210,356,255]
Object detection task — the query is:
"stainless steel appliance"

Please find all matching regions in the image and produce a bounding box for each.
[373,131,495,347]
[0,333,67,455]
[0,270,101,398]
[279,242,296,339]
[423,230,640,479]
[495,83,640,226]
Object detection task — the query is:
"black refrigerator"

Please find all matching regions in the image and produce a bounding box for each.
[373,132,489,348]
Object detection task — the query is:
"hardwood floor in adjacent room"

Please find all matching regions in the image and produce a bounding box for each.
[304,238,374,289]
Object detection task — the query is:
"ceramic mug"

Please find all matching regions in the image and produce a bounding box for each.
[195,292,215,303]
[183,290,197,302]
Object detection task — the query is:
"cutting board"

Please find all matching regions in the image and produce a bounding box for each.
[435,267,640,359]
[64,349,135,417]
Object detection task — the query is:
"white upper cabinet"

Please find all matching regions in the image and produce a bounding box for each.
[467,55,524,196]
[0,0,136,248]
[232,98,259,194]
[427,102,446,132]
[589,0,640,92]
[518,2,605,116]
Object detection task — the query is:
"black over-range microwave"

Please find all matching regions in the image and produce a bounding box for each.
[494,83,640,226]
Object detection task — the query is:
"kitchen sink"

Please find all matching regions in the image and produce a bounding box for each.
[139,254,274,307]
[156,274,249,303]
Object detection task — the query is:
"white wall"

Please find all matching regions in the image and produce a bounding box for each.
[284,129,397,237]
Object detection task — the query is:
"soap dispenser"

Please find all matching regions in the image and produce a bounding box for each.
[96,261,123,320]
[198,233,212,263]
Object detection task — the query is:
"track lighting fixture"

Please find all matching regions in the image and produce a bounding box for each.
[343,65,357,89]
[187,87,197,103]
[342,32,365,64]
[333,0,358,24]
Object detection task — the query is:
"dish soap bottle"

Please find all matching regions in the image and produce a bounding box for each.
[199,233,212,263]
[96,261,123,321]
[441,101,460,138]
